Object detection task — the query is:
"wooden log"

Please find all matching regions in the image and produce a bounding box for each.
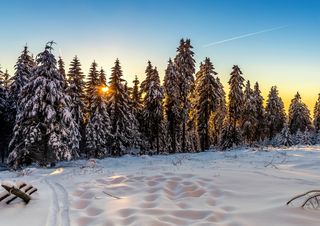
[0,183,26,202]
[6,185,33,204]
[2,184,31,204]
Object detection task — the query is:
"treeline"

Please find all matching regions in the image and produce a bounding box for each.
[0,39,319,169]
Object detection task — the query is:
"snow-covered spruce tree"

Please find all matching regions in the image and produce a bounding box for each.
[293,128,313,145]
[194,58,220,151]
[228,65,245,127]
[66,56,86,126]
[265,86,286,139]
[288,92,312,134]
[99,68,107,86]
[131,75,143,112]
[220,122,242,150]
[0,67,9,162]
[0,67,5,114]
[253,82,266,142]
[273,124,294,146]
[174,38,196,152]
[106,59,140,156]
[85,61,100,116]
[0,69,12,162]
[1,69,11,90]
[8,42,79,169]
[8,45,35,118]
[66,56,86,154]
[241,80,257,144]
[58,56,66,79]
[86,85,112,158]
[220,65,244,149]
[141,63,164,154]
[209,77,227,146]
[313,94,320,132]
[163,58,181,153]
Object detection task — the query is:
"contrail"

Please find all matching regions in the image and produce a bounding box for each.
[203,25,288,47]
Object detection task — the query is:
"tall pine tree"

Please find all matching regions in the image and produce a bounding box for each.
[174,38,196,152]
[0,67,9,162]
[58,56,66,79]
[265,86,286,139]
[8,42,79,168]
[141,64,164,154]
[228,65,245,127]
[288,92,312,134]
[9,45,35,116]
[220,65,245,149]
[163,59,180,153]
[85,61,100,116]
[241,80,256,144]
[86,83,112,158]
[194,58,220,151]
[66,56,85,154]
[253,82,265,142]
[314,94,320,132]
[210,77,227,145]
[131,75,142,112]
[106,59,140,156]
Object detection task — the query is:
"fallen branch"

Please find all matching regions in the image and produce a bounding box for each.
[287,190,320,205]
[302,194,320,208]
[103,191,121,199]
[287,190,320,209]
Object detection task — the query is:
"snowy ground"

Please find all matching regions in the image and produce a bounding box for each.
[0,146,320,226]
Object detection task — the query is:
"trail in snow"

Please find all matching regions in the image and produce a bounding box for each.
[45,179,70,226]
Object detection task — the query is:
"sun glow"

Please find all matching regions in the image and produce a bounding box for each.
[101,86,109,93]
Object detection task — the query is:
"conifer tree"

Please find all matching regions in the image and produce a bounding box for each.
[163,59,180,153]
[106,59,140,156]
[0,69,12,162]
[210,77,227,145]
[0,67,8,162]
[131,75,142,111]
[99,68,107,86]
[288,92,312,134]
[220,122,242,150]
[58,56,66,79]
[241,80,256,144]
[1,69,11,90]
[9,45,35,114]
[85,61,100,115]
[0,68,5,114]
[141,63,164,154]
[274,124,294,146]
[66,56,85,125]
[141,65,164,153]
[228,65,245,127]
[194,58,220,151]
[8,42,79,168]
[265,86,286,139]
[86,85,112,158]
[66,56,85,154]
[313,94,320,132]
[174,38,196,152]
[221,65,245,148]
[253,82,265,141]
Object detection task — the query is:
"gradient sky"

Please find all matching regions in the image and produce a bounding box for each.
[0,0,319,111]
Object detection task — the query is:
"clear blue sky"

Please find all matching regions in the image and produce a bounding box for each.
[0,0,319,109]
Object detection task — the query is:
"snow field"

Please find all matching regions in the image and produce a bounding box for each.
[1,147,320,226]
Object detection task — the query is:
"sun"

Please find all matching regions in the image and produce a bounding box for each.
[101,86,109,93]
